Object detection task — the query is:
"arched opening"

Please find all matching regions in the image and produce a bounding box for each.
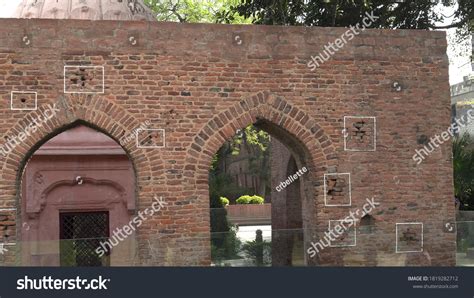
[19,124,137,266]
[209,118,312,266]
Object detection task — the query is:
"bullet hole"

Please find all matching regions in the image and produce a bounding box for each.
[326,177,347,202]
[352,120,367,142]
[417,134,429,145]
[400,227,420,242]
[359,214,375,234]
[326,178,342,196]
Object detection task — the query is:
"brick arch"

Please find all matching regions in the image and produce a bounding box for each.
[0,94,153,212]
[188,91,337,266]
[188,91,337,183]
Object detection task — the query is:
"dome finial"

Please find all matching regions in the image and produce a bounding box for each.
[12,0,156,21]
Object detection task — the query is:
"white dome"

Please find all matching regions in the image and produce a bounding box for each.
[12,0,156,21]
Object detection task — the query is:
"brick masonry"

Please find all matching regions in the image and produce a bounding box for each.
[0,18,455,266]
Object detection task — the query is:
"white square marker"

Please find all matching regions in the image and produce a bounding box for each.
[328,220,357,247]
[324,173,351,207]
[10,91,37,111]
[64,65,105,94]
[395,222,423,253]
[136,129,166,149]
[343,116,376,152]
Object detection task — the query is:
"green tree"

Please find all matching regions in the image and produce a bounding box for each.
[144,0,253,23]
[229,0,471,29]
[230,125,271,155]
[229,125,271,196]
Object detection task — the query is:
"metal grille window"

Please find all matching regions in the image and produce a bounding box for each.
[60,212,109,267]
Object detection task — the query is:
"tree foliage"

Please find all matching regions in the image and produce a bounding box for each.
[229,0,472,30]
[208,124,271,201]
[144,0,253,23]
[230,125,271,155]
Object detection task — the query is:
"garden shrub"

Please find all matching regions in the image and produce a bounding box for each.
[236,195,264,204]
[220,197,230,206]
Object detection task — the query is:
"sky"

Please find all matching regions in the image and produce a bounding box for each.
[434,1,472,85]
[0,0,472,85]
[446,29,472,85]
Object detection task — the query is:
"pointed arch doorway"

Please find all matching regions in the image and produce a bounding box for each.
[20,124,136,266]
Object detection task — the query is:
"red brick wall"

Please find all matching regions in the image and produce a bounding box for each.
[0,18,455,266]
